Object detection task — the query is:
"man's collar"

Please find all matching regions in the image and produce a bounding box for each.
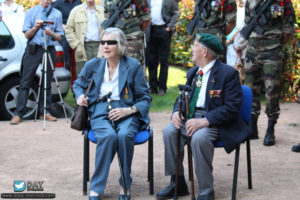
[198,59,216,74]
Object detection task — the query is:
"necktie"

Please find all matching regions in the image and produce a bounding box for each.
[41,8,49,47]
[188,70,203,119]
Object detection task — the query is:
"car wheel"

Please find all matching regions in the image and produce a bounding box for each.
[0,77,38,120]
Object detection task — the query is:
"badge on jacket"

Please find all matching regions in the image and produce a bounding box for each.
[209,90,221,98]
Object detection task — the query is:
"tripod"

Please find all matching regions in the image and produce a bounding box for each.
[34,30,68,130]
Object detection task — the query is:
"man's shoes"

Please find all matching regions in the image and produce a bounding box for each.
[40,113,57,121]
[156,176,189,199]
[292,143,300,152]
[158,89,166,96]
[89,196,101,200]
[119,194,130,200]
[149,87,158,94]
[263,119,276,146]
[197,191,215,200]
[10,115,22,125]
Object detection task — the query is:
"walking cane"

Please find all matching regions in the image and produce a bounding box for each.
[105,92,128,199]
[174,84,185,200]
[183,85,195,200]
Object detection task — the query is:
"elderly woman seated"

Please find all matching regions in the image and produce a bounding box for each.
[73,27,151,200]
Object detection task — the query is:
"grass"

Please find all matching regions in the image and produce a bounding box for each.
[63,66,188,112]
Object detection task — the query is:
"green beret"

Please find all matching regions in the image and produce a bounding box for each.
[195,33,224,54]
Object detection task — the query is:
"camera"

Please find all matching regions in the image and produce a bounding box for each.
[41,21,54,28]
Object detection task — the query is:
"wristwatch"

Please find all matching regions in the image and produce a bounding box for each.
[130,106,137,115]
[51,32,55,40]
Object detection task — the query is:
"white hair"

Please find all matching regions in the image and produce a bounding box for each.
[100,27,128,56]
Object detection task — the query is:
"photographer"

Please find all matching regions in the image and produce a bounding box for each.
[10,0,64,125]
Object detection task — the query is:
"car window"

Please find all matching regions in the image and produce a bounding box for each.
[0,21,15,50]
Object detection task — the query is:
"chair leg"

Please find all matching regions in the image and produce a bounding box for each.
[232,145,240,200]
[246,139,253,189]
[83,130,89,195]
[148,127,154,195]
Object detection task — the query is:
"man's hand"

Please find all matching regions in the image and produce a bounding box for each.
[109,107,131,121]
[44,28,53,36]
[77,94,88,107]
[171,111,184,129]
[141,20,151,31]
[165,27,171,32]
[34,20,43,29]
[186,118,209,137]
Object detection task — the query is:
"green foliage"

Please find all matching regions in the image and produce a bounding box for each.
[281,0,300,102]
[169,0,194,67]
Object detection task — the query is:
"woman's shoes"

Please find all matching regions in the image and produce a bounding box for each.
[119,194,130,200]
[89,196,101,200]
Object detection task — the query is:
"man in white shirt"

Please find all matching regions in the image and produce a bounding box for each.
[146,0,179,96]
[0,0,24,14]
[156,33,249,200]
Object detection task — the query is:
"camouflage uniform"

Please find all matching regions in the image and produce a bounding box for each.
[195,0,237,60]
[244,0,295,144]
[244,0,295,120]
[104,0,150,74]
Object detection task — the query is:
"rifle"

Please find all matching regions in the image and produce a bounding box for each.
[240,0,272,40]
[101,0,131,29]
[186,0,210,35]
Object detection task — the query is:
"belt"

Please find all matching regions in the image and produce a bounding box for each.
[84,41,100,43]
[195,107,205,111]
[151,24,166,29]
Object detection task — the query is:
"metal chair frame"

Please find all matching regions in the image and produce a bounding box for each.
[83,126,154,195]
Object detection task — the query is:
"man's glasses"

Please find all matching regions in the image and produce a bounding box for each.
[100,40,118,45]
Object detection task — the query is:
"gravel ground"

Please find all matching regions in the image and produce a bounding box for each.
[0,103,299,200]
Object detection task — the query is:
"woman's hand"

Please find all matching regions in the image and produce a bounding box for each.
[109,107,132,121]
[77,94,88,107]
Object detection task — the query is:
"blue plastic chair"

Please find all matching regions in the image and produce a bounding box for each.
[212,85,253,200]
[83,126,154,195]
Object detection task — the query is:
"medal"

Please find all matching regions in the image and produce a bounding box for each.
[196,80,202,87]
[124,87,129,99]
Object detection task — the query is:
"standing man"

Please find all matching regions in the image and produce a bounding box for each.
[65,0,104,75]
[191,0,237,62]
[156,33,249,200]
[52,0,82,71]
[103,0,151,75]
[146,0,179,96]
[241,0,295,145]
[10,0,63,124]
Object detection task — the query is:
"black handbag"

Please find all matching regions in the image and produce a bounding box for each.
[70,76,94,131]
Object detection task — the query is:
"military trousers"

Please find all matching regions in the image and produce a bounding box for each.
[89,101,140,195]
[244,39,282,120]
[162,110,218,196]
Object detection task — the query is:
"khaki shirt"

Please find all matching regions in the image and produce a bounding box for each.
[65,3,105,62]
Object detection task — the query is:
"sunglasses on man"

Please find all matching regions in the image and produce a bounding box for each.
[100,40,118,45]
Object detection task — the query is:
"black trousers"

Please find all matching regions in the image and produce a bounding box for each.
[14,45,56,117]
[147,26,172,91]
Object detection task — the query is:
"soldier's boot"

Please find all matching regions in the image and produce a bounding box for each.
[248,114,259,140]
[263,119,277,146]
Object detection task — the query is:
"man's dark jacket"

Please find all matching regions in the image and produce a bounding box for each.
[173,60,250,153]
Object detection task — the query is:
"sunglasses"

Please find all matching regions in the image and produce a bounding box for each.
[100,40,118,45]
